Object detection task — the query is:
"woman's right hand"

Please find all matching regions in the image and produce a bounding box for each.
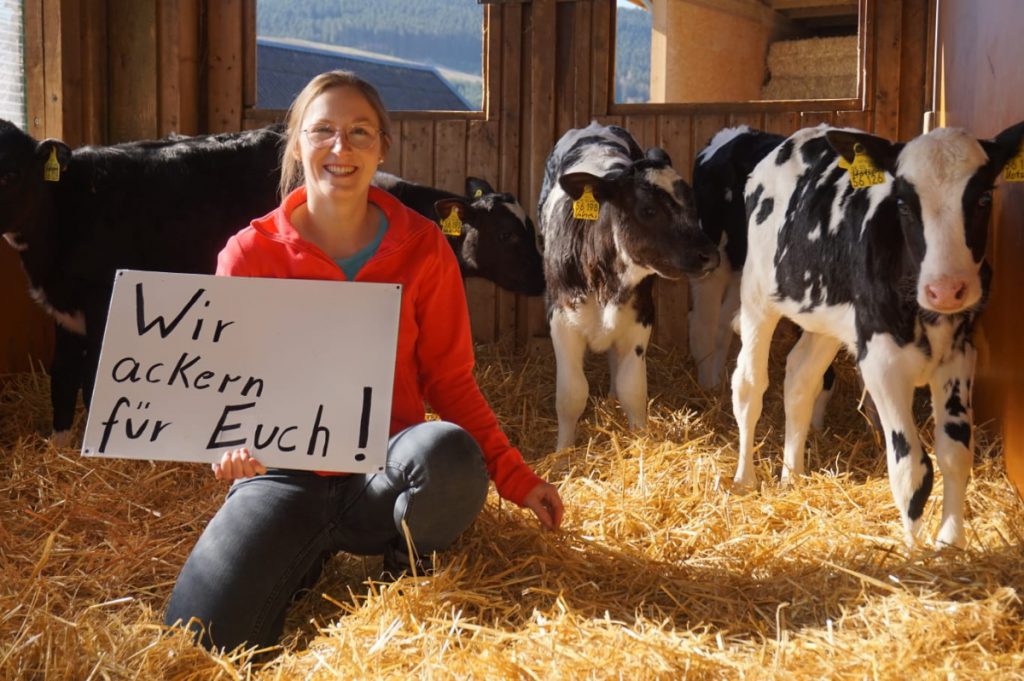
[212,447,267,481]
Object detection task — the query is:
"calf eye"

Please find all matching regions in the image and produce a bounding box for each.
[0,171,15,187]
[640,205,658,220]
[499,231,519,244]
[977,191,992,208]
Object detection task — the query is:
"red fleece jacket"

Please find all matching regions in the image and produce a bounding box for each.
[216,186,544,506]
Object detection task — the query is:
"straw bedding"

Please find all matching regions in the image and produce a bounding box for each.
[2,330,1023,680]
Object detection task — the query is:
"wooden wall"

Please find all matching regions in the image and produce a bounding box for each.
[934,0,1024,497]
[5,0,931,374]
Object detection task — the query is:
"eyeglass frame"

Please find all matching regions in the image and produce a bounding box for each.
[301,122,384,151]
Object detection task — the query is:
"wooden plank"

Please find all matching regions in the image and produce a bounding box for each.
[554,1,575,142]
[609,98,864,116]
[590,0,612,117]
[799,110,835,128]
[434,119,467,195]
[693,114,729,170]
[573,0,593,128]
[762,111,801,137]
[108,0,157,142]
[834,109,871,131]
[466,119,501,342]
[400,119,434,186]
[897,0,928,140]
[207,0,243,132]
[728,111,765,131]
[503,3,528,345]
[242,0,257,109]
[871,0,901,139]
[80,0,107,144]
[526,0,557,345]
[655,114,694,349]
[499,3,522,197]
[61,0,83,144]
[41,0,64,139]
[657,114,692,181]
[482,3,500,118]
[624,114,657,150]
[157,0,182,136]
[23,0,45,136]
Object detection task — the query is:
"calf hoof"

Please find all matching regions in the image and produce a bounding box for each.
[49,430,74,448]
[935,524,966,550]
[729,473,758,494]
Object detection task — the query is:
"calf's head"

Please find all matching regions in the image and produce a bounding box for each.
[827,121,1024,314]
[557,149,720,279]
[0,120,71,244]
[434,176,545,296]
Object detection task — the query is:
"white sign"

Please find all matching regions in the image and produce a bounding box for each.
[81,270,402,473]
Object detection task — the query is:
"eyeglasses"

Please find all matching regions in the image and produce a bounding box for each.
[303,123,382,150]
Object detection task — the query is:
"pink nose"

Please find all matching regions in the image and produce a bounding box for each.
[924,278,968,310]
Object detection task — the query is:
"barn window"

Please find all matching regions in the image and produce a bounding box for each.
[254,0,485,112]
[0,0,26,129]
[616,0,862,105]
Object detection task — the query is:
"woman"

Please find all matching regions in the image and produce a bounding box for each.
[164,71,564,651]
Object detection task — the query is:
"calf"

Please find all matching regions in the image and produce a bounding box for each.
[372,172,544,295]
[0,121,284,441]
[538,122,719,449]
[732,121,1024,547]
[691,126,835,429]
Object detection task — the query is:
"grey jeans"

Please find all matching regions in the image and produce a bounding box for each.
[164,421,489,650]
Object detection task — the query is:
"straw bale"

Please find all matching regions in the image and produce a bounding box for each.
[762,35,858,100]
[2,329,1024,679]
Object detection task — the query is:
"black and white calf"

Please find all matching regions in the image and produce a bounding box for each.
[732,121,1024,547]
[372,172,545,295]
[690,126,785,388]
[691,126,836,429]
[539,122,719,449]
[0,121,285,441]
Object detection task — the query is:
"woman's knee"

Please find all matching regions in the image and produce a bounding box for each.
[389,421,488,490]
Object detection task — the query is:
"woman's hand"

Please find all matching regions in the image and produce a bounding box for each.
[523,481,564,530]
[211,447,267,481]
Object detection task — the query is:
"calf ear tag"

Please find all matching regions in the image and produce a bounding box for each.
[473,188,484,198]
[572,185,600,221]
[838,143,885,189]
[1004,142,1024,182]
[440,207,463,237]
[44,147,61,182]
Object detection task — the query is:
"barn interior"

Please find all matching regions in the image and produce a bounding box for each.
[2,0,1023,678]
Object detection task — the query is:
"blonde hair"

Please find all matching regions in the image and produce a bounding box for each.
[278,70,392,198]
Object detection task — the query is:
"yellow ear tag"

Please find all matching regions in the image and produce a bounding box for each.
[44,147,61,182]
[1004,142,1024,182]
[837,143,885,189]
[440,206,463,237]
[473,188,484,198]
[572,185,600,221]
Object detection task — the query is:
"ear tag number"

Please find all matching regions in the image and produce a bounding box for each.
[1004,142,1024,182]
[440,207,463,237]
[44,147,61,182]
[838,143,886,189]
[572,185,600,221]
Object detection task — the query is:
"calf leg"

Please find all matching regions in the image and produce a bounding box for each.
[611,321,653,431]
[550,310,589,450]
[731,304,781,489]
[711,271,742,386]
[50,323,88,443]
[809,364,836,431]
[782,332,841,484]
[928,345,976,548]
[859,338,933,546]
[689,258,731,389]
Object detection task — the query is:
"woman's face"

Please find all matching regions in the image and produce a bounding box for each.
[296,86,384,202]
